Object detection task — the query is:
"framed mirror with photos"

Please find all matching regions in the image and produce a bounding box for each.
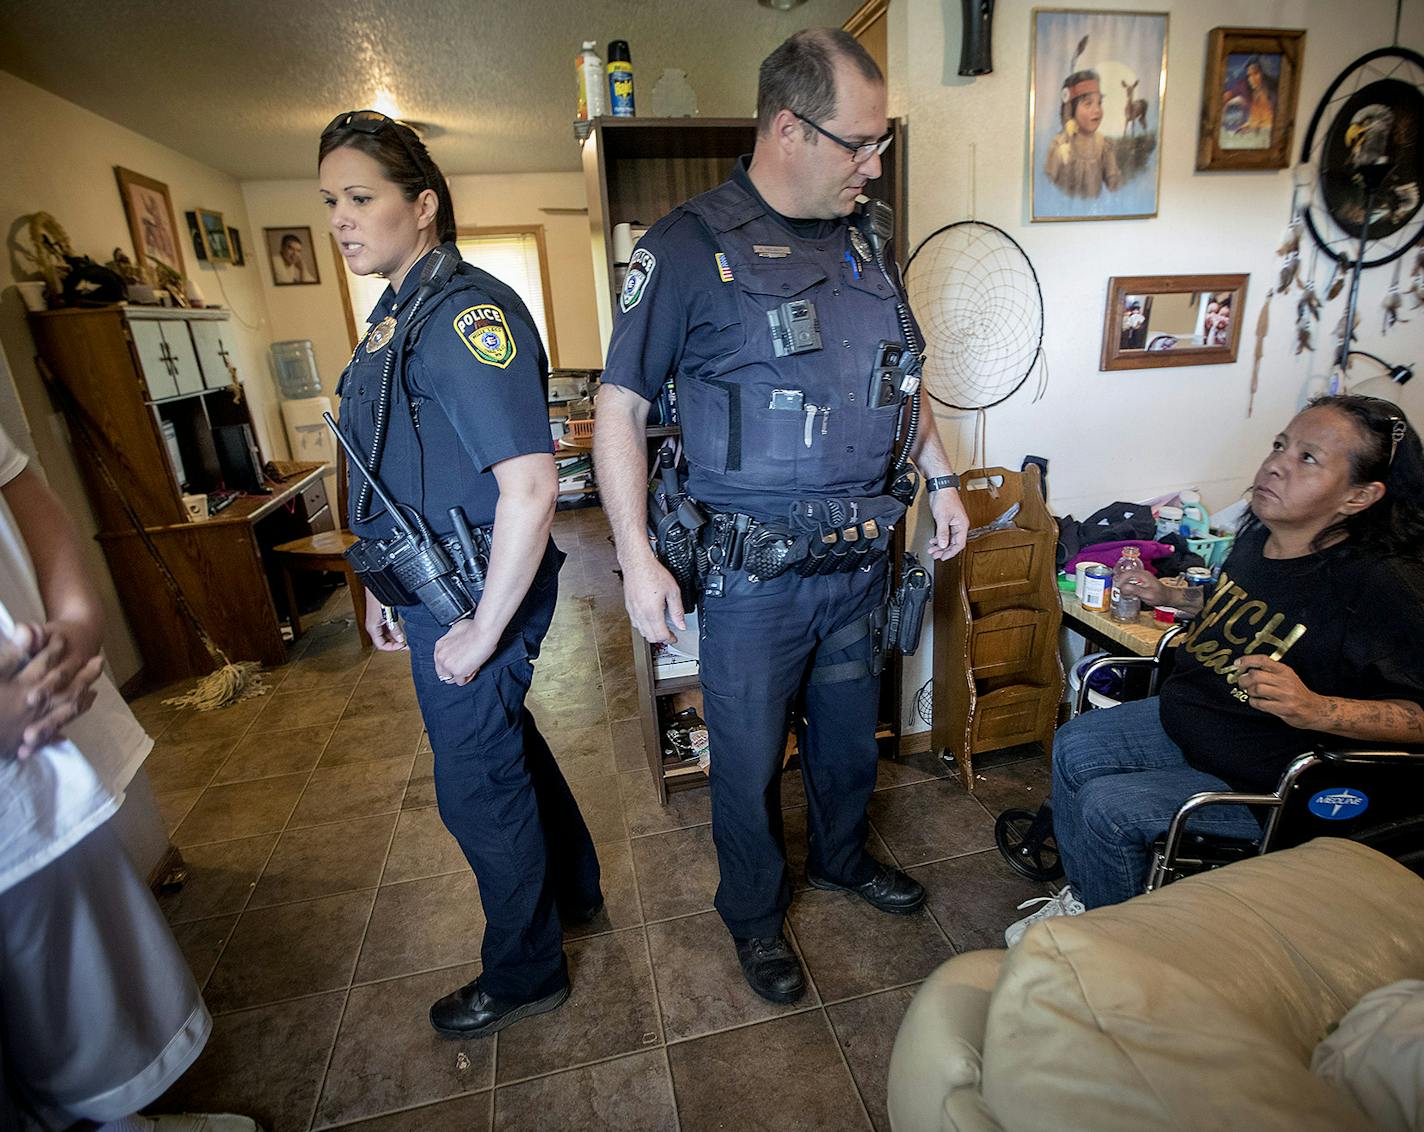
[1101,273,1249,370]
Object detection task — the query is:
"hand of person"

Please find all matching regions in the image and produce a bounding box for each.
[1117,568,1171,607]
[926,488,969,561]
[622,554,683,645]
[0,625,103,759]
[364,592,407,652]
[1234,654,1325,729]
[27,616,102,711]
[433,618,499,687]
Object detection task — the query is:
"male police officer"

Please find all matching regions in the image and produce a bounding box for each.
[595,29,969,1003]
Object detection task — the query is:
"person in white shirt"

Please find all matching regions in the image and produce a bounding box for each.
[0,420,255,1132]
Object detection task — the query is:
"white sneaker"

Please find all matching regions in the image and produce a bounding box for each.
[1003,886,1085,947]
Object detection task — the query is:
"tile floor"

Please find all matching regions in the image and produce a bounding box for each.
[136,506,1054,1132]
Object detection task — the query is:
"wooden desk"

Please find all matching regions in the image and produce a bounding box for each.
[1059,590,1175,657]
[98,463,332,686]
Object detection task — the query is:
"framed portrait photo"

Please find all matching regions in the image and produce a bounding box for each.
[186,209,232,264]
[114,167,186,277]
[265,226,321,286]
[1100,273,1249,370]
[1197,28,1306,171]
[1030,9,1169,222]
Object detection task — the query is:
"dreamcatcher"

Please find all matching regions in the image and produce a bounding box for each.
[903,220,1045,468]
[1260,42,1424,414]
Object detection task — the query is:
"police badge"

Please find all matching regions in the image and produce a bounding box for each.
[620,247,656,313]
[454,304,517,368]
[848,227,874,268]
[366,315,397,353]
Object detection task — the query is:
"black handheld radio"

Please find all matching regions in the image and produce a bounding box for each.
[323,411,476,625]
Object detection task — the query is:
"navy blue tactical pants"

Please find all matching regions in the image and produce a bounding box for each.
[699,564,887,939]
[402,546,602,1001]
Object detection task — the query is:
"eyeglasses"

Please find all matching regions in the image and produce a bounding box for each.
[791,112,893,164]
[323,109,431,184]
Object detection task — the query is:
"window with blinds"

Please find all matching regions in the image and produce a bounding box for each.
[455,231,553,361]
[340,228,556,362]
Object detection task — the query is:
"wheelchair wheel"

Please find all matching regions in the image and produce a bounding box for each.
[995,808,1065,882]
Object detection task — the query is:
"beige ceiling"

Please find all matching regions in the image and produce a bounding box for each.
[0,0,866,181]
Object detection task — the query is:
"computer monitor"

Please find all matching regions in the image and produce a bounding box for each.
[212,423,265,492]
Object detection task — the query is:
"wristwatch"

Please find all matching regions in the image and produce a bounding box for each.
[926,474,961,492]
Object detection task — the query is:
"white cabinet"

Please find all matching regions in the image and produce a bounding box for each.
[127,312,230,401]
[190,320,238,390]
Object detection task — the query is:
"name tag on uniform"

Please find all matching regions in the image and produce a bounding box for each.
[753,244,792,259]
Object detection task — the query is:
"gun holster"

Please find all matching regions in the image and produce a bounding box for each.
[649,475,708,611]
[345,529,485,626]
[884,554,932,656]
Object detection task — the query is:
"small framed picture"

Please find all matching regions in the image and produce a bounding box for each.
[1030,8,1169,223]
[265,226,321,286]
[186,209,232,263]
[227,227,245,267]
[1197,27,1306,171]
[1101,274,1249,370]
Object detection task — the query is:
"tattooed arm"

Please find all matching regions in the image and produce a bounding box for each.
[1234,654,1424,743]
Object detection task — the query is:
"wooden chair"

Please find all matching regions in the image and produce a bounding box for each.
[272,452,370,648]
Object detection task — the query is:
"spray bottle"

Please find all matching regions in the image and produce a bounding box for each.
[577,41,606,120]
[607,40,636,117]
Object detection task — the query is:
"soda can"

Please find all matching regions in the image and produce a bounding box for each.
[1080,564,1111,612]
[1184,567,1214,587]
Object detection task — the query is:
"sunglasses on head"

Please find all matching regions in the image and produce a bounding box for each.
[323,109,431,184]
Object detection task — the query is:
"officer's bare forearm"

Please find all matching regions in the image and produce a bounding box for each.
[908,394,955,479]
[594,385,657,568]
[469,454,558,646]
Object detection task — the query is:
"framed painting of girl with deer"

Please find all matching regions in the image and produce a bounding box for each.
[1030,9,1169,222]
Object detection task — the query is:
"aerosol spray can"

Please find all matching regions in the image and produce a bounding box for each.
[607,40,636,117]
[576,41,606,120]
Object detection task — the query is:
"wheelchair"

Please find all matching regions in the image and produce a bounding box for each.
[994,625,1424,890]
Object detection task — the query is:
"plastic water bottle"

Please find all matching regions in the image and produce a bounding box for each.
[576,41,606,120]
[607,40,636,117]
[1110,546,1143,623]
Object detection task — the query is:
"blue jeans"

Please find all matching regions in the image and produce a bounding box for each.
[1052,698,1263,909]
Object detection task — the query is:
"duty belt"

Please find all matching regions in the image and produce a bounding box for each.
[702,505,897,582]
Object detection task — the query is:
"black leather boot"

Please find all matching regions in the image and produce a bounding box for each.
[734,933,806,1004]
[807,861,926,914]
[429,976,570,1039]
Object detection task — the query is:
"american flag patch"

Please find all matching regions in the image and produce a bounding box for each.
[715,252,734,283]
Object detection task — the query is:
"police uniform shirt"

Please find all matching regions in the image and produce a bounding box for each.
[602,158,912,519]
[602,159,837,408]
[340,246,552,536]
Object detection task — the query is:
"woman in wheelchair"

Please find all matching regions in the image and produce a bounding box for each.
[1006,395,1424,944]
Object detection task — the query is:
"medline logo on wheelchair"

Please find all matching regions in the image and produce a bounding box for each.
[1307,788,1370,821]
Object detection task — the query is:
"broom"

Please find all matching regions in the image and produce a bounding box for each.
[36,357,268,710]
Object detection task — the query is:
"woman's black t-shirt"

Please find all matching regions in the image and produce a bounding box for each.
[1159,525,1424,792]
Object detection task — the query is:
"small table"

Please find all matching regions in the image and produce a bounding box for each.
[1059,590,1176,658]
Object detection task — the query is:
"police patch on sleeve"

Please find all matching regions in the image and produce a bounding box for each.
[454,304,517,369]
[620,247,656,313]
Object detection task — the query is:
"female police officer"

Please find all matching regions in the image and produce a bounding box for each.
[319,111,602,1037]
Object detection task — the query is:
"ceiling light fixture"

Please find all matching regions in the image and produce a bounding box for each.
[758,0,808,9]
